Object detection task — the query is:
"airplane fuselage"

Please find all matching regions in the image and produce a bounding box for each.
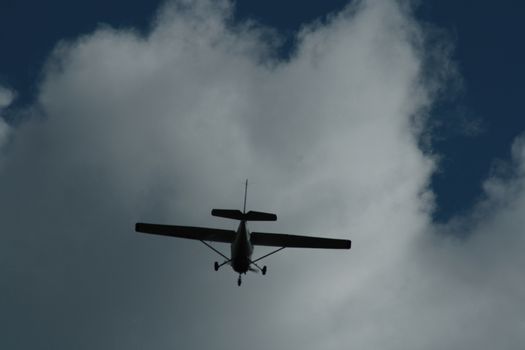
[231,220,253,273]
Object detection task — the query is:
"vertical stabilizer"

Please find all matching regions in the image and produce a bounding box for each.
[243,179,248,214]
[211,179,277,221]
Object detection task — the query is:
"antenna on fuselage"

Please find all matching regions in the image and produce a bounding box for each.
[243,179,248,214]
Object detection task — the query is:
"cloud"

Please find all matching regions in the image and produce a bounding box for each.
[0,86,15,108]
[0,0,523,349]
[0,85,13,151]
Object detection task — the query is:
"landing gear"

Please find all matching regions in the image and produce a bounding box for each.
[214,261,219,271]
[249,246,285,277]
[237,275,242,286]
[248,260,267,275]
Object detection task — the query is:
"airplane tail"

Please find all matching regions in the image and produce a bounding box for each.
[211,209,277,221]
[211,179,277,221]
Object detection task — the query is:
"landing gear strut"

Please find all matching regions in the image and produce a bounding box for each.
[213,259,231,272]
[249,246,285,275]
[248,260,268,275]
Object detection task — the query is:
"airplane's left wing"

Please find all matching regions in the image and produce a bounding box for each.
[251,231,351,249]
[136,223,235,243]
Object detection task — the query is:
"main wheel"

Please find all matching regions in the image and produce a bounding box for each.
[262,266,267,275]
[214,262,219,271]
[237,276,242,286]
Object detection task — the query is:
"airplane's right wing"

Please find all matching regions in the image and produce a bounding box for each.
[135,223,235,243]
[251,232,351,249]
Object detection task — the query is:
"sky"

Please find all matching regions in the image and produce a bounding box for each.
[0,0,524,349]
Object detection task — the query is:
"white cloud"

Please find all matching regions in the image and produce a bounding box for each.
[0,85,15,108]
[0,0,523,349]
[0,85,13,151]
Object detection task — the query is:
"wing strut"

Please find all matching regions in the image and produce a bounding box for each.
[200,240,229,260]
[251,246,286,264]
[247,247,286,275]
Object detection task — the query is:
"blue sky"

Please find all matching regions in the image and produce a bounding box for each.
[416,0,525,221]
[1,1,525,349]
[1,0,524,222]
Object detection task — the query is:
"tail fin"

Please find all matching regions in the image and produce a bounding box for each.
[211,179,277,221]
[243,179,248,213]
[212,209,277,221]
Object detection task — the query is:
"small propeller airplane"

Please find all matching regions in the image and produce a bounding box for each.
[135,180,351,286]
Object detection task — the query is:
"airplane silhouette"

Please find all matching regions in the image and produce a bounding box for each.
[135,180,351,286]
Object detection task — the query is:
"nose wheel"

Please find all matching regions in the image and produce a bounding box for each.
[237,275,242,286]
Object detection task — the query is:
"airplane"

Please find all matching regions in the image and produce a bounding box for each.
[135,180,351,286]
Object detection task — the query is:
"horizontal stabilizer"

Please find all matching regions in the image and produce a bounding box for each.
[244,211,277,221]
[211,209,244,220]
[211,209,277,221]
